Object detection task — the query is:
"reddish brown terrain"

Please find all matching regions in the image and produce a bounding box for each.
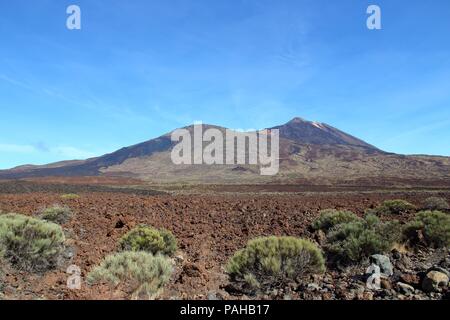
[0,179,449,300]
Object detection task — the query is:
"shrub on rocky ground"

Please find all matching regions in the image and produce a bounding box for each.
[39,205,72,224]
[158,228,178,255]
[87,251,173,299]
[60,194,80,200]
[0,213,65,272]
[226,236,325,292]
[326,214,401,264]
[403,210,450,248]
[373,199,416,215]
[422,197,450,211]
[312,209,360,232]
[0,250,5,293]
[119,226,177,256]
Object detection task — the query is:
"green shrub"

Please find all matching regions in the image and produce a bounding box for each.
[60,194,80,200]
[119,226,177,256]
[312,209,361,232]
[87,251,173,299]
[403,211,450,248]
[0,250,5,293]
[39,205,72,224]
[158,228,178,255]
[422,197,450,211]
[326,214,401,264]
[374,199,416,215]
[0,213,65,272]
[226,236,325,292]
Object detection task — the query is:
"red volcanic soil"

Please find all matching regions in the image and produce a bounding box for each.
[0,187,449,300]
[21,176,146,186]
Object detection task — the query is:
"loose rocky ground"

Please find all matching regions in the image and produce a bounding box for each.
[0,184,449,300]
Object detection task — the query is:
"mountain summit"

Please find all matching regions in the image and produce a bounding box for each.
[273,118,378,149]
[1,117,449,186]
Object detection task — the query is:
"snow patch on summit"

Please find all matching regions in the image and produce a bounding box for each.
[312,121,325,129]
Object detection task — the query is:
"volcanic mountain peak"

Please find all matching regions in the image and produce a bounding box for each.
[273,117,378,150]
[286,117,324,127]
[1,117,449,186]
[288,117,307,123]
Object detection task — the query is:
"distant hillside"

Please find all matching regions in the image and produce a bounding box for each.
[1,118,449,186]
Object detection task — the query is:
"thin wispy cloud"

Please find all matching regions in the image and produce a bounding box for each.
[0,143,98,163]
[0,74,36,93]
[53,146,97,159]
[0,143,36,154]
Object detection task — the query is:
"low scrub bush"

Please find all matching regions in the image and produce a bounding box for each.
[373,199,416,215]
[87,251,172,299]
[60,194,80,200]
[39,205,72,224]
[119,226,177,256]
[403,211,450,248]
[0,250,5,293]
[226,236,325,292]
[312,209,360,232]
[326,214,401,264]
[0,213,65,272]
[422,197,450,211]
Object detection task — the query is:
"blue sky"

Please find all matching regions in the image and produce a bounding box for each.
[1,0,450,169]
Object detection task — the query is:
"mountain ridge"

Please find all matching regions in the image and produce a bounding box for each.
[1,117,449,186]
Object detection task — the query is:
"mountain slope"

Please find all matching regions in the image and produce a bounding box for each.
[271,117,378,150]
[1,117,449,186]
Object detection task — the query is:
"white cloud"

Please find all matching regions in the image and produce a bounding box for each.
[0,143,36,153]
[52,146,97,159]
[0,143,98,160]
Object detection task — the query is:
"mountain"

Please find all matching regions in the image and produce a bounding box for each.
[1,118,449,186]
[270,117,377,149]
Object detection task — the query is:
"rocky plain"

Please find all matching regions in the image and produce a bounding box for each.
[0,180,448,300]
